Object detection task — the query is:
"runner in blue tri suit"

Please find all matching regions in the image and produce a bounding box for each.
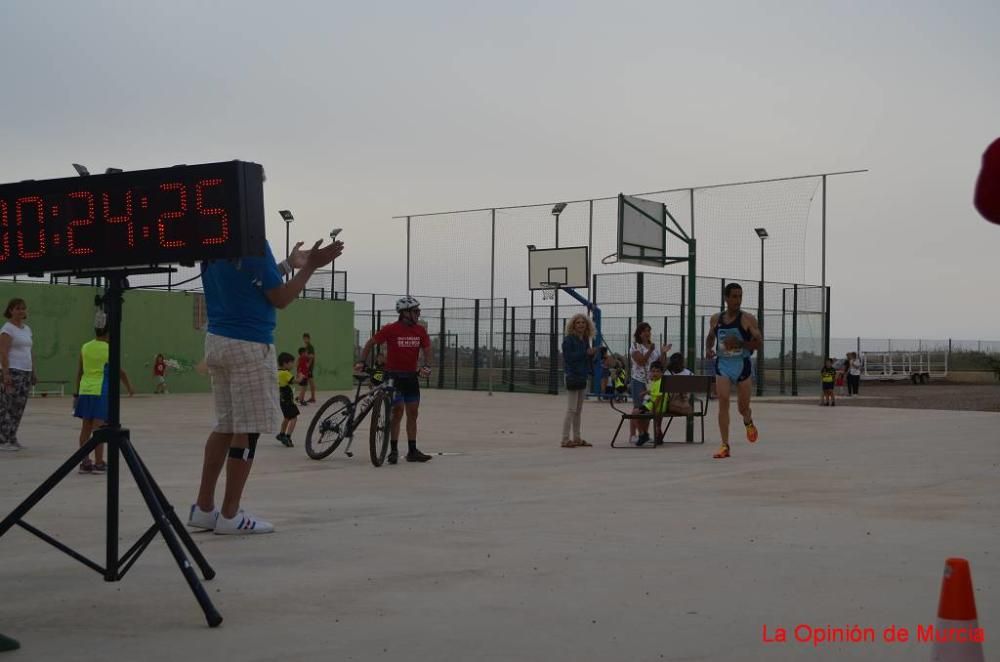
[705,282,763,459]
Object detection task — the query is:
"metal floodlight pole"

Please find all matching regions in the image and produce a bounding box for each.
[551,203,565,352]
[821,175,829,359]
[279,210,294,280]
[488,209,496,395]
[754,228,768,397]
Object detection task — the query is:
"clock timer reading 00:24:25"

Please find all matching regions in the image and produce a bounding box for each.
[0,160,267,276]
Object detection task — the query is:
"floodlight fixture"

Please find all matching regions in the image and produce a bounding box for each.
[279,210,295,274]
[754,227,769,239]
[105,168,123,174]
[551,203,567,216]
[526,244,536,251]
[72,163,90,176]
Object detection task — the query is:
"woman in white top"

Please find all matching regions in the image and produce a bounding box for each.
[0,298,36,451]
[629,322,671,445]
[846,351,863,396]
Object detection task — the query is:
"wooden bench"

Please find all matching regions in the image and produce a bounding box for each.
[30,380,69,397]
[609,375,715,447]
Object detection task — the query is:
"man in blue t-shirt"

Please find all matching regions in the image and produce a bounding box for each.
[188,237,343,535]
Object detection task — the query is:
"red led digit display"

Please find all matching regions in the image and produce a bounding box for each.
[0,200,9,262]
[67,191,96,255]
[0,161,265,276]
[103,190,135,248]
[15,196,46,259]
[157,183,187,248]
[196,178,230,245]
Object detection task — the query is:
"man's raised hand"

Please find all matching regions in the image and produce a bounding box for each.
[287,242,308,269]
[304,239,345,272]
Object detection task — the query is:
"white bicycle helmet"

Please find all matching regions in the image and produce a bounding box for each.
[395,296,421,312]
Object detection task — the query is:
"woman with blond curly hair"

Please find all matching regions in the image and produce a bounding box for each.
[561,313,596,448]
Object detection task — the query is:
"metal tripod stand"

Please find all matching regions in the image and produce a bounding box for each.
[0,269,222,627]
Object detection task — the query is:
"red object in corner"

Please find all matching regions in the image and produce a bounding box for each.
[974,137,1000,225]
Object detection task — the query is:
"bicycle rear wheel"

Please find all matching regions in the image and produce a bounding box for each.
[369,392,391,467]
[305,395,352,460]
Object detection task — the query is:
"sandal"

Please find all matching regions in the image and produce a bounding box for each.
[575,439,592,447]
[712,445,731,459]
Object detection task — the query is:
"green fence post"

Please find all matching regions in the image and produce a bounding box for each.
[757,279,765,397]
[792,285,799,396]
[636,272,644,324]
[548,304,558,395]
[529,318,537,386]
[473,299,480,391]
[686,238,697,442]
[780,289,787,394]
[680,274,686,365]
[501,298,508,387]
[509,306,516,392]
[437,298,445,389]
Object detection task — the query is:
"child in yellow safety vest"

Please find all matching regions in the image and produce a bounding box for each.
[73,326,134,474]
[641,361,669,444]
[613,364,627,402]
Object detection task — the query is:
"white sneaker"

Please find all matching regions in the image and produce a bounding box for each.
[629,435,639,445]
[0,443,18,452]
[187,505,219,531]
[214,510,274,535]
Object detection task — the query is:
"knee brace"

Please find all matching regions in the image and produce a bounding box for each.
[228,433,259,461]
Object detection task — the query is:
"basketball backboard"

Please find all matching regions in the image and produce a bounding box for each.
[617,194,668,266]
[527,246,589,290]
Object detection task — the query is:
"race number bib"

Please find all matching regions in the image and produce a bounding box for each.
[717,328,744,358]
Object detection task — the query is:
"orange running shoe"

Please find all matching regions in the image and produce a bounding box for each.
[745,421,759,443]
[713,444,731,459]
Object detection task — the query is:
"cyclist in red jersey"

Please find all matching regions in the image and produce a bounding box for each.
[355,296,433,464]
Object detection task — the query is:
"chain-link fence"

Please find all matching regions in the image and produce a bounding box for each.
[345,272,828,396]
[394,171,871,393]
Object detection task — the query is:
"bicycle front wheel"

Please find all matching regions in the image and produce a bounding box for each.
[369,392,391,467]
[306,395,352,460]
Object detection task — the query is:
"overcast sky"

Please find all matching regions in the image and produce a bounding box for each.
[1,1,997,339]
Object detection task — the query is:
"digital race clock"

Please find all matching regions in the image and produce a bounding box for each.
[0,160,267,276]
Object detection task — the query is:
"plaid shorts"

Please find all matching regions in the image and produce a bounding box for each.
[205,333,281,434]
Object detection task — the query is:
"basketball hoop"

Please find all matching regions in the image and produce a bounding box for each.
[540,281,562,300]
[601,253,619,265]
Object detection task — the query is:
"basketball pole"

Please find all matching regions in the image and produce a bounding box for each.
[686,239,697,443]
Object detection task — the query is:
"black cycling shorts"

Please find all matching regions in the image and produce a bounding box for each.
[388,371,420,404]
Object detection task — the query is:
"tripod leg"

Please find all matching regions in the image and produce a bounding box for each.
[118,438,223,627]
[133,451,216,580]
[0,438,101,537]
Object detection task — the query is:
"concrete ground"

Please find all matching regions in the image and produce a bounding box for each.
[0,390,997,661]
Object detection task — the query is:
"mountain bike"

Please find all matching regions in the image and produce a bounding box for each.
[304,372,396,466]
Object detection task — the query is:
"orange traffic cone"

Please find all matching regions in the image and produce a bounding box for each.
[930,558,984,662]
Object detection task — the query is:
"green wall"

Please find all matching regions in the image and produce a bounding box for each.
[0,282,353,393]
